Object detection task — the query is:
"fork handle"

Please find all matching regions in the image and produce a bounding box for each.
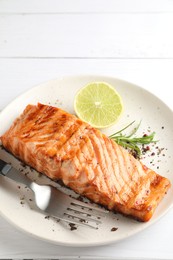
[0,161,33,188]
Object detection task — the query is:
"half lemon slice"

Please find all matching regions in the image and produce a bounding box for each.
[74,82,124,128]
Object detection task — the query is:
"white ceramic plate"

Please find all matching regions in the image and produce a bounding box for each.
[0,75,173,247]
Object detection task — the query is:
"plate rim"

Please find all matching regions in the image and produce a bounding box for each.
[1,74,173,115]
[0,74,173,247]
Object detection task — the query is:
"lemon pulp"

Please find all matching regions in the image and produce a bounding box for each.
[74,82,124,128]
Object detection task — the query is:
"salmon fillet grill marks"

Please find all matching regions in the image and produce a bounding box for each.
[1,103,171,222]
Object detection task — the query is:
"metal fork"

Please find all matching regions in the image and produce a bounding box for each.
[0,158,108,229]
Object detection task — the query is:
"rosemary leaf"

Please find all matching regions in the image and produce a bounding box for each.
[109,121,157,159]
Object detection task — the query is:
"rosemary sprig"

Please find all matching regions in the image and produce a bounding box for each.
[109,121,157,159]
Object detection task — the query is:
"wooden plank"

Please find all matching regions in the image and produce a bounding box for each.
[0,58,173,110]
[0,0,173,13]
[0,13,173,58]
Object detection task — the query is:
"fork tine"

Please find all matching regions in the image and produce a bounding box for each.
[63,212,99,228]
[62,214,98,229]
[66,207,102,224]
[69,203,106,218]
[70,200,109,213]
[71,202,109,217]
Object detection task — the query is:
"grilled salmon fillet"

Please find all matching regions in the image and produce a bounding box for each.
[1,103,171,221]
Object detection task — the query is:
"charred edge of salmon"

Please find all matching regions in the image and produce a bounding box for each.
[112,174,171,222]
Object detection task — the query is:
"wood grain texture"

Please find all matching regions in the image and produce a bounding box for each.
[0,0,173,13]
[0,13,173,58]
[0,58,173,110]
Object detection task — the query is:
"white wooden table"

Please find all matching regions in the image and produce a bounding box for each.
[0,0,173,259]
